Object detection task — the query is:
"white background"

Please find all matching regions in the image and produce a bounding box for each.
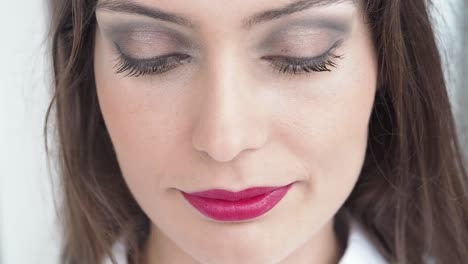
[0,0,466,263]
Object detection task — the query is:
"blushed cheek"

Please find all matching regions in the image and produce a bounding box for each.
[94,31,163,187]
[323,18,377,172]
[94,32,198,207]
[279,22,377,202]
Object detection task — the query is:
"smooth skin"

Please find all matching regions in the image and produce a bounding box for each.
[93,0,377,263]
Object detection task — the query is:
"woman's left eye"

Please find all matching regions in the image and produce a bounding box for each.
[263,52,343,75]
[262,39,344,75]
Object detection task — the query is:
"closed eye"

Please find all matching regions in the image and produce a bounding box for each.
[262,39,344,75]
[112,40,343,77]
[112,43,192,77]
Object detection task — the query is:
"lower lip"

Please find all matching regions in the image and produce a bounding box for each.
[181,183,294,221]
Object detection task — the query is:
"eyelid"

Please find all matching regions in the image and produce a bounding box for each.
[113,42,177,62]
[262,39,343,61]
[102,21,200,55]
[112,42,192,77]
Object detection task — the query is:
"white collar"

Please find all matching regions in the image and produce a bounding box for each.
[338,211,387,264]
[105,212,387,264]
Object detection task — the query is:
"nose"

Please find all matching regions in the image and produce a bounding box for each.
[191,52,268,163]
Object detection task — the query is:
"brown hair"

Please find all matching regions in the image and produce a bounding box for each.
[45,0,468,263]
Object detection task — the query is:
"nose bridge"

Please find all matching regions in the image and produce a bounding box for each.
[191,45,267,163]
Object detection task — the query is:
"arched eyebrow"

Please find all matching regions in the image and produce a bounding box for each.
[96,0,195,28]
[243,0,354,30]
[96,0,354,31]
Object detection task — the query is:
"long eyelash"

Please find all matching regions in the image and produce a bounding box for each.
[113,48,191,77]
[272,54,343,74]
[268,53,343,75]
[265,40,344,75]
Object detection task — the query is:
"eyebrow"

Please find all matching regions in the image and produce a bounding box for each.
[96,0,353,30]
[243,0,353,30]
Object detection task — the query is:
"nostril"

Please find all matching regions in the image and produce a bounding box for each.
[193,137,242,163]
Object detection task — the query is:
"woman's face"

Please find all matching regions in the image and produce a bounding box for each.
[94,0,377,263]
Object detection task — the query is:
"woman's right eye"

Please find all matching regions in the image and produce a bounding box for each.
[113,51,193,77]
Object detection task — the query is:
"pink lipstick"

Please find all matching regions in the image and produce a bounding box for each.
[181,182,294,221]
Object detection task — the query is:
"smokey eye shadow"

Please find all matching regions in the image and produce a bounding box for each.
[101,22,196,51]
[258,17,351,51]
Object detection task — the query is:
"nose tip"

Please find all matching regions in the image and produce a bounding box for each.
[191,100,267,163]
[192,120,269,163]
[192,133,244,163]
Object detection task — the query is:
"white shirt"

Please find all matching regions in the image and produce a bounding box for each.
[338,212,387,264]
[104,212,387,264]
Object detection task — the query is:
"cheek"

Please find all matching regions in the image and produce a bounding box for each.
[93,31,190,199]
[275,29,377,204]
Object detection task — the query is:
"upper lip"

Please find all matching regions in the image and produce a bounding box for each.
[183,183,294,201]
